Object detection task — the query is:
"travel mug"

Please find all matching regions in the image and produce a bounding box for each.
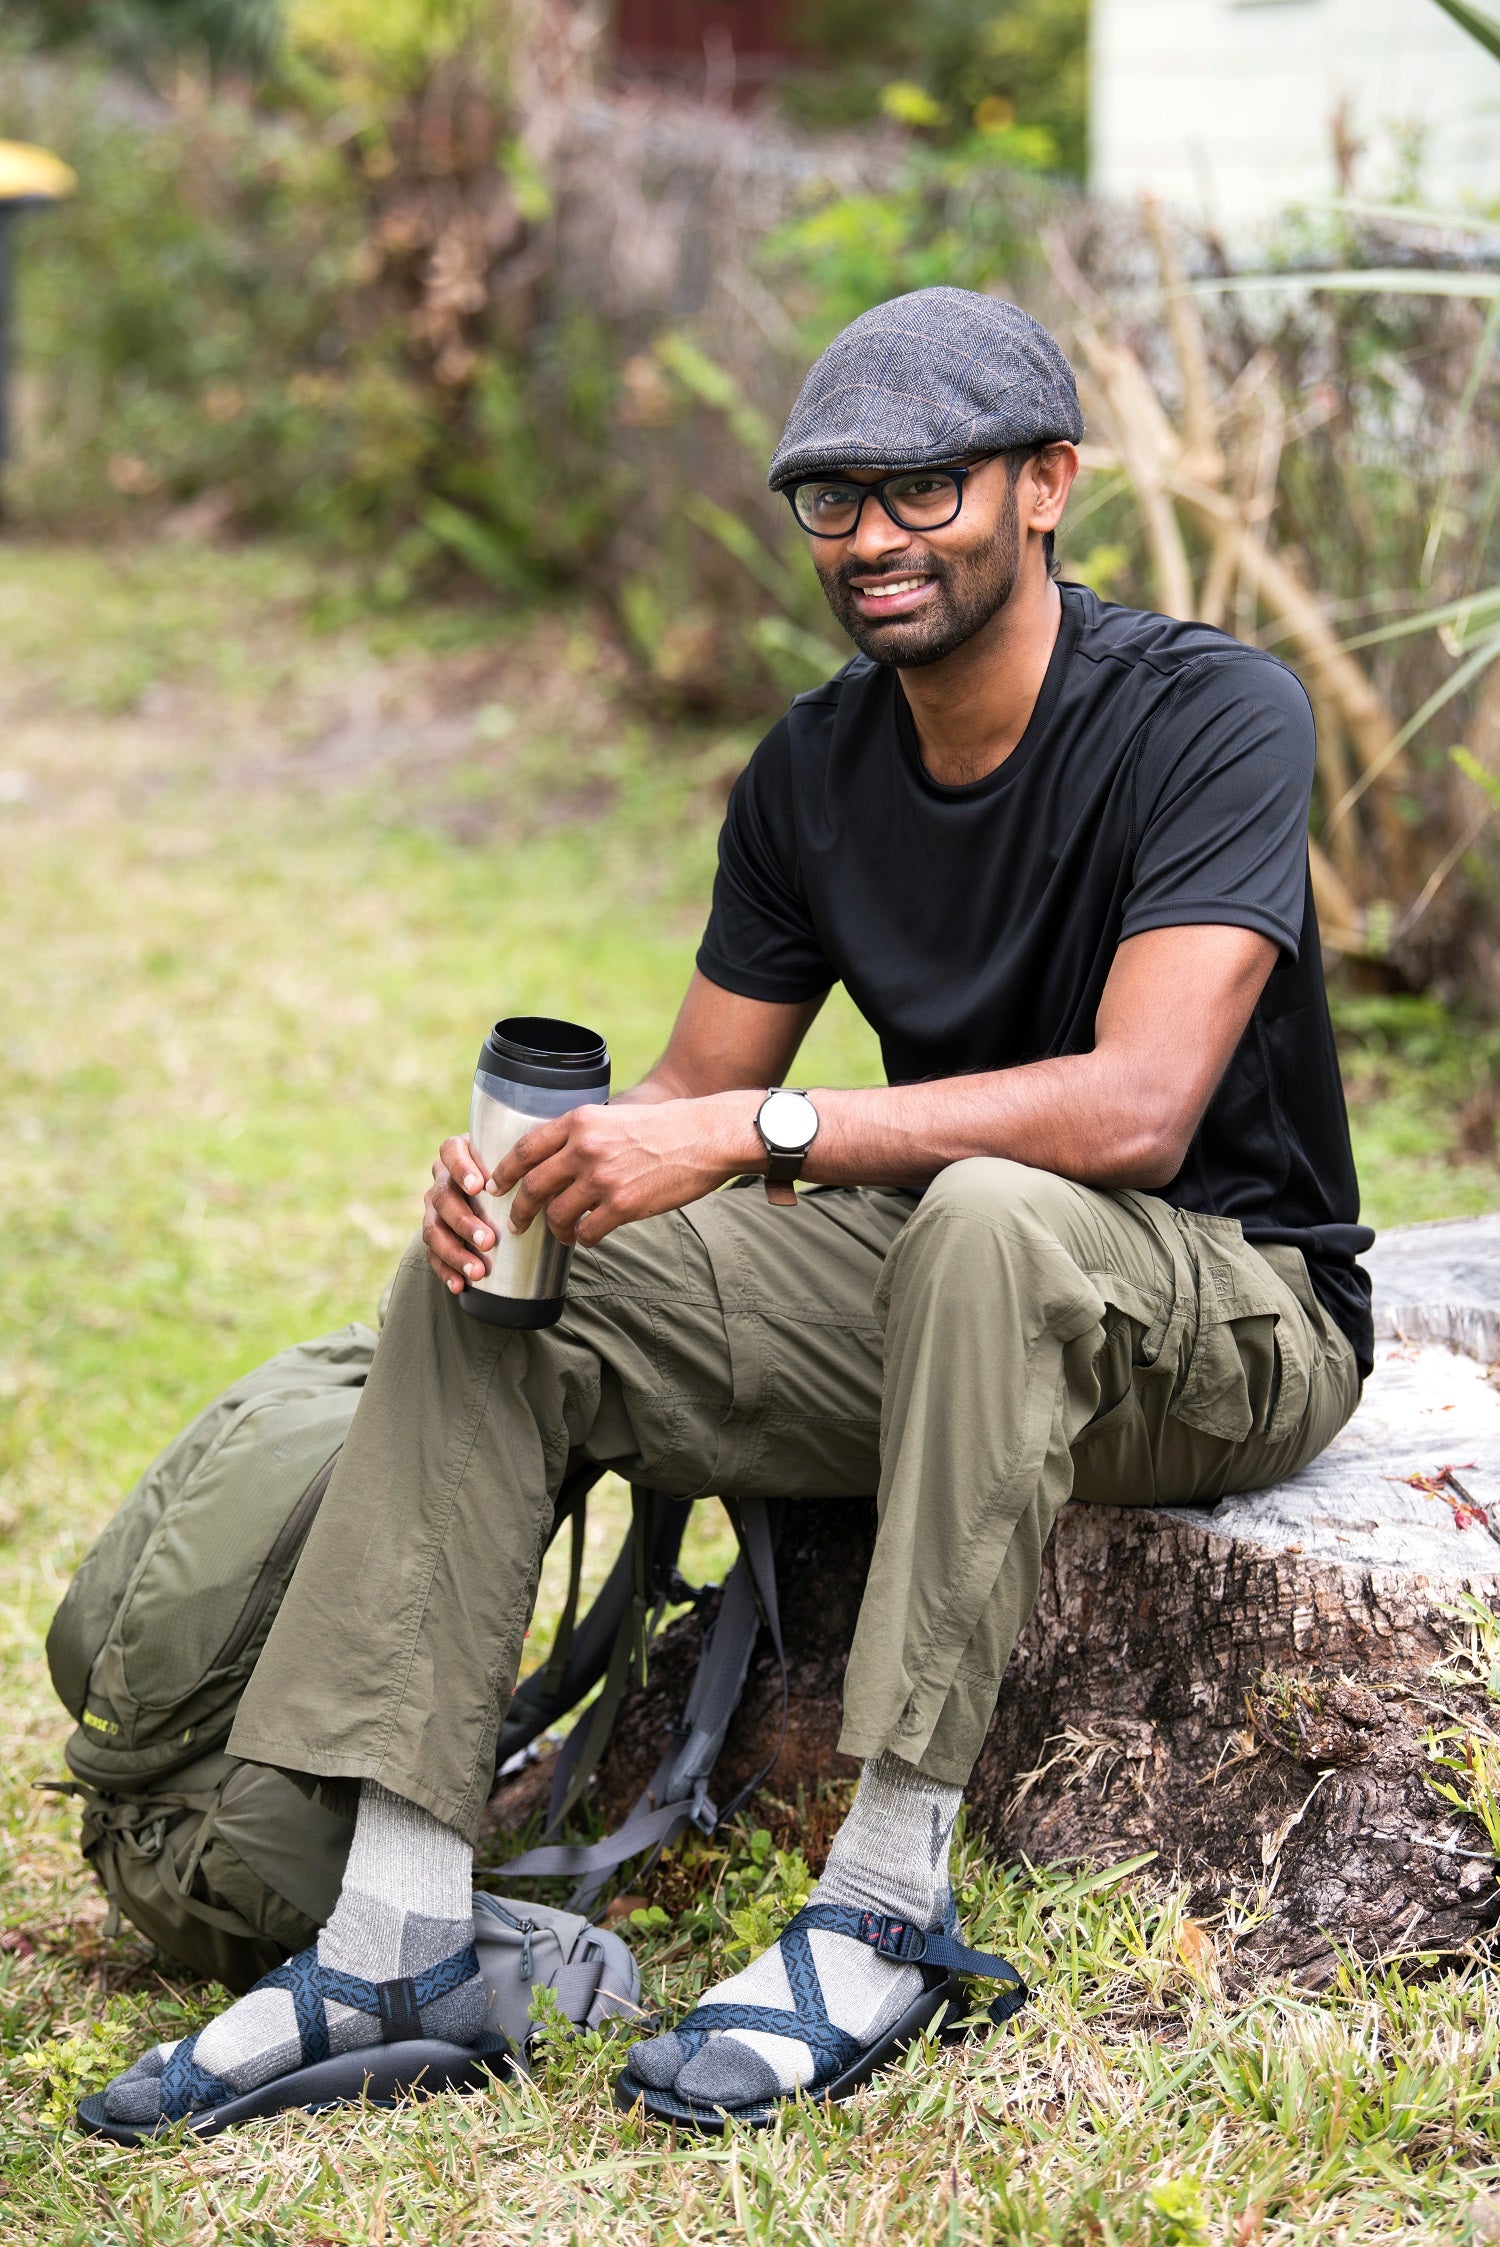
[458,1015,611,1329]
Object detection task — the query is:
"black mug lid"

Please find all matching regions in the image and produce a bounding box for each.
[478,1015,610,1092]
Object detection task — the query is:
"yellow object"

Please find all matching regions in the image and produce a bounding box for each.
[879,81,946,130]
[973,95,1017,134]
[0,142,77,203]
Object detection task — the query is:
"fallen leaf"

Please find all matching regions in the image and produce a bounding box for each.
[1176,1920,1218,1979]
[600,1893,648,1927]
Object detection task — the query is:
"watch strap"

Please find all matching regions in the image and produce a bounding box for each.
[756,1088,816,1209]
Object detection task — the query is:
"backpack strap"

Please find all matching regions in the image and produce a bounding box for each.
[491,1494,787,1915]
[492,1477,693,1775]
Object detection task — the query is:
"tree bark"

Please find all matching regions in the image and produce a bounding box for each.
[488,1220,1500,1984]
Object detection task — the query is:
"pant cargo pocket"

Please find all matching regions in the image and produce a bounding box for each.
[1170,1215,1310,1446]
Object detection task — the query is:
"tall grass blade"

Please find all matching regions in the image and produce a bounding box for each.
[1190,271,1500,301]
[1310,197,1500,236]
[1429,0,1500,62]
[1330,626,1500,830]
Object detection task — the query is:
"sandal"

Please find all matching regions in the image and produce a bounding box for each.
[614,1901,1027,2133]
[77,1940,515,2144]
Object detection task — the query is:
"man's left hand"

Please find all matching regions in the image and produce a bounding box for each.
[494,1093,760,1248]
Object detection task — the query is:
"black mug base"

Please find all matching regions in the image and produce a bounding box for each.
[456,1289,565,1331]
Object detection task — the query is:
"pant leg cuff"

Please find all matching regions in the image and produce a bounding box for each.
[226,1734,486,1849]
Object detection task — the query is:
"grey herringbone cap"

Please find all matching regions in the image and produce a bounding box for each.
[767,287,1083,491]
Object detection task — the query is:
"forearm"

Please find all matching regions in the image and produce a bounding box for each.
[604,1051,1189,1201]
[797,1053,1190,1193]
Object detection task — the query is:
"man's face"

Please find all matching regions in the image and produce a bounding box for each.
[807,454,1023,668]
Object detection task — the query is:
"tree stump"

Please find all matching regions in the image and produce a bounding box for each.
[490,1218,1500,1982]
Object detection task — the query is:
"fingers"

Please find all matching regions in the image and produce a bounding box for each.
[439,1135,487,1195]
[506,1146,585,1235]
[491,1115,570,1197]
[424,1141,497,1293]
[423,1206,491,1292]
[535,1178,605,1246]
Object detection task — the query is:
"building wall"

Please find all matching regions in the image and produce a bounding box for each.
[1091,0,1500,229]
[614,0,790,80]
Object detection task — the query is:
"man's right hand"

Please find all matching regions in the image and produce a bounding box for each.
[423,1135,498,1293]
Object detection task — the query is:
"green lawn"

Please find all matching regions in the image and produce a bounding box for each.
[2,539,1498,2243]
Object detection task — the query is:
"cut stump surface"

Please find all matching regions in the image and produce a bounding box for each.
[491,1217,1500,1980]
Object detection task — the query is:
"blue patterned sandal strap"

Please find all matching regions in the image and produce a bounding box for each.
[157,2034,237,2124]
[256,1945,334,2065]
[253,1941,481,2056]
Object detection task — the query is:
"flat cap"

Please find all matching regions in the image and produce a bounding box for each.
[768,286,1083,491]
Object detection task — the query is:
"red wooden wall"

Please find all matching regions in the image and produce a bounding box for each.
[614,0,794,75]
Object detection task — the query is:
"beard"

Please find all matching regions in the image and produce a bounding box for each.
[813,495,1021,667]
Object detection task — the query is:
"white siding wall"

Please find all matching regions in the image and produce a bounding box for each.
[1091,0,1500,230]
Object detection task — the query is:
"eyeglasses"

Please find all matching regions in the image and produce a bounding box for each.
[784,457,996,540]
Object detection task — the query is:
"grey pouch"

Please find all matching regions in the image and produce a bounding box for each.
[472,1891,644,2059]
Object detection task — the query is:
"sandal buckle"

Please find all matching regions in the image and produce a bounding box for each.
[857,1910,927,1962]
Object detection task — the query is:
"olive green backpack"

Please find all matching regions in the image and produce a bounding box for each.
[46,1325,375,1989]
[46,1323,784,1996]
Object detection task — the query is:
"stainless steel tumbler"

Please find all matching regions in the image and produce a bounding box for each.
[458,1015,611,1329]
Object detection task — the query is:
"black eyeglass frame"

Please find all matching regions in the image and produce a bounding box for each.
[782,454,999,540]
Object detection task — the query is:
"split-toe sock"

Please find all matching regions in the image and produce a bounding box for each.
[103,1782,484,2125]
[628,1753,961,2111]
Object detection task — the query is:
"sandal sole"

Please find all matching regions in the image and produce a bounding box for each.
[76,2032,517,2144]
[614,1976,972,2134]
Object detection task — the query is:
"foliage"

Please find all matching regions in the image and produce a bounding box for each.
[12,0,280,77]
[1,49,440,542]
[283,0,491,98]
[762,135,1055,348]
[785,0,1090,180]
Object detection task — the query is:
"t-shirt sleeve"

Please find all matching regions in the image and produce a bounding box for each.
[695,717,836,1003]
[1121,654,1315,960]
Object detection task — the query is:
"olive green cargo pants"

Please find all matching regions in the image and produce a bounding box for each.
[232,1160,1360,1843]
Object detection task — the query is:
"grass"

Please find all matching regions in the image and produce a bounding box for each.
[2,536,1499,2243]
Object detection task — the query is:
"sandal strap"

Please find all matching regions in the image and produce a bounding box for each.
[158,2034,236,2124]
[682,1999,862,2079]
[253,1940,483,2064]
[787,1902,1029,2020]
[669,1911,889,2081]
[147,1940,485,2124]
[665,1901,1029,2092]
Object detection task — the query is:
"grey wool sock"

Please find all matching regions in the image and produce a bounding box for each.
[103,1782,485,2125]
[629,1754,962,2110]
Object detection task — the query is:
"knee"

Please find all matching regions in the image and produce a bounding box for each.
[878,1159,1103,1335]
[913,1157,1083,1242]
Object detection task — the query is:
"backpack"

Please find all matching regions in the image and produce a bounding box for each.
[46,1322,783,2003]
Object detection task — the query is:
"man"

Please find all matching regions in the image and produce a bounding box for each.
[101,287,1369,2134]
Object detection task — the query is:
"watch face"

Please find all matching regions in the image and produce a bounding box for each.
[759,1088,818,1152]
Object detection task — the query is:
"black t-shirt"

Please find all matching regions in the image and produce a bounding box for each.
[697,581,1374,1377]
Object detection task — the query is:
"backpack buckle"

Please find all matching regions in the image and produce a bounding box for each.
[689,1783,718,1837]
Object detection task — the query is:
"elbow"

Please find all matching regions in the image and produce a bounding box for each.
[1103,1109,1194,1191]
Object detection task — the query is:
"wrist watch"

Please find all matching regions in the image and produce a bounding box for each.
[754,1087,820,1206]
